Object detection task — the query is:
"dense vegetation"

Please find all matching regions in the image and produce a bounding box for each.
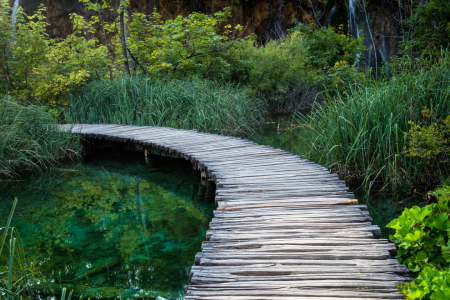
[0,96,79,178]
[66,77,265,136]
[1,0,450,298]
[295,53,450,193]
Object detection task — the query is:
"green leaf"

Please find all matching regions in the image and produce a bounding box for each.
[406,206,433,223]
[429,213,450,231]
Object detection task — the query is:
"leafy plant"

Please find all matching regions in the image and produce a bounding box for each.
[30,12,110,106]
[290,23,366,71]
[398,0,450,56]
[404,109,450,165]
[0,2,110,106]
[399,267,450,300]
[127,7,247,79]
[387,183,450,299]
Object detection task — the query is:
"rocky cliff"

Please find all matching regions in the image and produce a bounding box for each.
[17,0,329,40]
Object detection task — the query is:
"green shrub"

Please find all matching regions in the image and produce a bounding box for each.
[64,77,265,136]
[293,52,450,192]
[387,183,450,299]
[399,0,450,55]
[0,96,79,178]
[404,109,450,167]
[0,3,109,106]
[241,32,318,112]
[290,23,366,71]
[243,32,311,96]
[242,24,366,112]
[127,7,248,80]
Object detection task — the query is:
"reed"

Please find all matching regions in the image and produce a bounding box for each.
[65,77,266,137]
[0,199,77,300]
[0,96,80,178]
[0,198,33,299]
[295,53,450,193]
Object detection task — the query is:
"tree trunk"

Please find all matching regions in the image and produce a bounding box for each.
[120,1,131,76]
[96,0,113,80]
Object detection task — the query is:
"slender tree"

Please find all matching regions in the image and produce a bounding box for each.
[96,0,113,80]
[119,0,130,76]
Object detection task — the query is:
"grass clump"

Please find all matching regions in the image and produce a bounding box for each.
[295,53,450,193]
[65,77,265,136]
[0,96,79,179]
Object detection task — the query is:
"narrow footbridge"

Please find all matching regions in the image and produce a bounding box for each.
[67,124,410,300]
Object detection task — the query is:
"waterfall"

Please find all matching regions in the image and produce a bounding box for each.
[10,0,20,26]
[325,1,338,26]
[348,0,359,38]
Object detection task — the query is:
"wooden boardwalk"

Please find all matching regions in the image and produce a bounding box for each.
[66,124,410,300]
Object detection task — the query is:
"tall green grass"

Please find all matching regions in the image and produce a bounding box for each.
[65,77,266,136]
[0,96,80,178]
[0,198,34,299]
[295,53,450,193]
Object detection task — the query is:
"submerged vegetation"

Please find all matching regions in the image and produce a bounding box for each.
[1,151,215,299]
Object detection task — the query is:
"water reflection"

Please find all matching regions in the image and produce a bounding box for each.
[0,150,215,299]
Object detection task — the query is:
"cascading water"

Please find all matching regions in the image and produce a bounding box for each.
[347,0,392,69]
[10,0,20,26]
[348,0,359,38]
[325,1,338,26]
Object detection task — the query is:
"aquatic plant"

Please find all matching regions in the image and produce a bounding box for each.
[387,182,450,299]
[65,77,265,136]
[0,96,80,178]
[294,51,450,193]
[0,198,37,299]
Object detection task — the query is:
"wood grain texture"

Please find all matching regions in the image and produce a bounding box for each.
[66,124,409,299]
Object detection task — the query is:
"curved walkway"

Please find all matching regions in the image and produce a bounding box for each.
[66,124,410,300]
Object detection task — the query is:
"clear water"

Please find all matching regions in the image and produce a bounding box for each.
[355,191,426,238]
[248,114,306,154]
[0,150,216,299]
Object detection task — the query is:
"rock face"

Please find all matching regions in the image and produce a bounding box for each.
[348,0,399,68]
[17,0,400,65]
[19,0,330,40]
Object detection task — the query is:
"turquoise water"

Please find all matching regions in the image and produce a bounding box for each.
[0,150,215,299]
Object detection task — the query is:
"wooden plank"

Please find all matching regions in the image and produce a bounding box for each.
[206,225,382,239]
[185,296,402,300]
[196,258,408,269]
